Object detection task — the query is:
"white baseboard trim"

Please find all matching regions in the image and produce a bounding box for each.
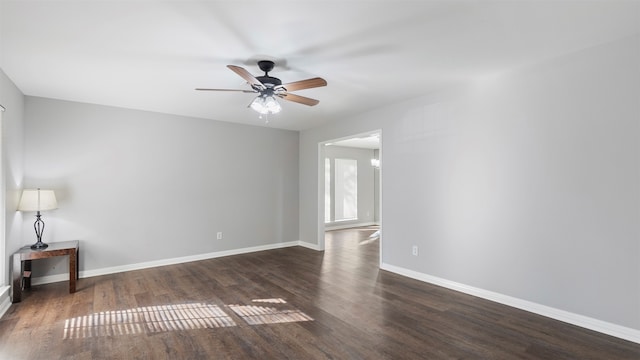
[380,263,640,344]
[325,221,377,231]
[297,241,323,251]
[30,241,301,286]
[0,286,11,319]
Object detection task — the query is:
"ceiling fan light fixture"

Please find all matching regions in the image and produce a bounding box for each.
[250,96,266,114]
[250,94,281,115]
[264,95,282,113]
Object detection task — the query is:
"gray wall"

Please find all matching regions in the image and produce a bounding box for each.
[23,97,299,275]
[323,145,375,228]
[299,35,640,331]
[0,68,25,287]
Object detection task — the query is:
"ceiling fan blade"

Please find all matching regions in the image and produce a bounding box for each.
[227,65,265,90]
[280,77,327,92]
[195,88,256,93]
[278,93,320,106]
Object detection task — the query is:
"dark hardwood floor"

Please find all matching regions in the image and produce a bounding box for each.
[1,226,638,359]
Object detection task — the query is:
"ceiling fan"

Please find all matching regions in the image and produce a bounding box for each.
[196,60,327,115]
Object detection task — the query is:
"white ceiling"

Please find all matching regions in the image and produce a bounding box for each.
[1,1,638,131]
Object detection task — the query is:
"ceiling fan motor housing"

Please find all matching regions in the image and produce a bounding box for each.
[256,75,282,87]
[256,60,281,87]
[258,60,275,73]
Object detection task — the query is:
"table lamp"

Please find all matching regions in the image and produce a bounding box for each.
[18,188,58,249]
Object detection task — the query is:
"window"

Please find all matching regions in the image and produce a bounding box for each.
[324,156,359,224]
[334,158,357,221]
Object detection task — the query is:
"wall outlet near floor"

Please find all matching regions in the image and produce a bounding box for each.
[217,232,223,240]
[412,245,419,256]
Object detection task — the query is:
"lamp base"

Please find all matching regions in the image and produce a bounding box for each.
[31,212,49,250]
[30,241,48,250]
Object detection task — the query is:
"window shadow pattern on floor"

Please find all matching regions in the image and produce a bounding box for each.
[63,298,312,339]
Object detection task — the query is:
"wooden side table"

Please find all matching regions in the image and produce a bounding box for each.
[10,240,79,303]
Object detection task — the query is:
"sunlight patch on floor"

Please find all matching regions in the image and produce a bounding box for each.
[228,298,313,325]
[63,299,313,339]
[63,303,235,339]
[251,298,287,304]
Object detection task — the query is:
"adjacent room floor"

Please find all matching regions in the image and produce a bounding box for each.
[0,227,638,359]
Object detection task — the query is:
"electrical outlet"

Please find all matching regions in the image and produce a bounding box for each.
[217,232,223,240]
[412,245,418,256]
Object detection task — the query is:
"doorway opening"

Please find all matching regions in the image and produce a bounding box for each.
[318,130,382,266]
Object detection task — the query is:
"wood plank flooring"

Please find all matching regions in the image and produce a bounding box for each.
[1,226,639,359]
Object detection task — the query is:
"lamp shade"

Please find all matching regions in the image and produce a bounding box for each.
[18,189,58,212]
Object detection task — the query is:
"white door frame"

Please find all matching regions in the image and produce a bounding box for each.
[317,129,383,266]
[0,105,6,292]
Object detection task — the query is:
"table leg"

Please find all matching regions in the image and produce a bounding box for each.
[76,247,80,284]
[69,249,77,293]
[11,254,22,303]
